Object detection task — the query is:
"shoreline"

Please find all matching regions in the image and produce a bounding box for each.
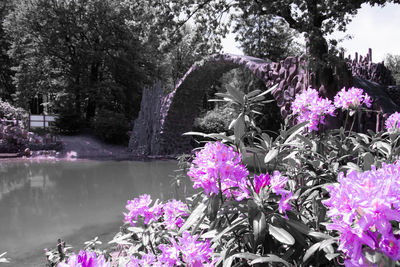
[8,220,121,266]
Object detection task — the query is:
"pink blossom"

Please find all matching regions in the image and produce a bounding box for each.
[128,253,158,267]
[124,194,163,226]
[291,88,335,132]
[385,112,400,132]
[187,141,249,200]
[158,238,181,267]
[157,232,215,267]
[252,171,292,214]
[323,162,400,264]
[162,199,189,230]
[178,232,214,266]
[334,87,372,111]
[57,250,110,267]
[254,173,270,194]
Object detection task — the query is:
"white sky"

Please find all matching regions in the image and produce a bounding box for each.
[221,3,400,63]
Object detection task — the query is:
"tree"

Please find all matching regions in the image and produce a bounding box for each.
[385,54,400,85]
[232,12,302,61]
[0,0,15,100]
[180,0,397,89]
[5,0,150,120]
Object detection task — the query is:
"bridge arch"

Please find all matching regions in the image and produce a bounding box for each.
[129,54,309,156]
[129,52,400,156]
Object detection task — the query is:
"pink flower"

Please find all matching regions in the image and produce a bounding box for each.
[323,162,400,264]
[252,171,292,214]
[291,88,335,132]
[158,238,181,267]
[57,250,110,267]
[162,199,189,230]
[124,194,163,226]
[187,141,249,200]
[178,232,214,266]
[157,232,215,266]
[334,87,372,111]
[385,112,400,132]
[254,173,270,194]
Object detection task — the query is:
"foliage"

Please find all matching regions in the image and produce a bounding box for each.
[193,105,237,134]
[0,0,14,101]
[4,0,151,124]
[385,53,400,85]
[44,65,400,267]
[0,98,27,126]
[54,105,85,134]
[92,109,130,144]
[232,12,302,61]
[0,119,42,147]
[0,252,9,263]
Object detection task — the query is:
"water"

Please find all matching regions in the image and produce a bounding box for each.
[0,159,189,264]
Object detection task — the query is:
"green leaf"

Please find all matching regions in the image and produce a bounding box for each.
[0,252,9,263]
[200,229,218,239]
[207,194,220,221]
[296,134,313,147]
[234,113,245,141]
[226,86,245,105]
[179,202,207,234]
[250,254,290,266]
[183,131,207,137]
[211,217,246,243]
[284,121,308,144]
[342,162,361,172]
[253,211,267,245]
[303,242,321,262]
[286,219,311,235]
[308,231,331,240]
[224,253,258,267]
[325,253,340,261]
[264,148,278,164]
[246,89,262,98]
[108,233,132,244]
[268,224,295,245]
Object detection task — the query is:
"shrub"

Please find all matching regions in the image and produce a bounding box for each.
[0,99,28,128]
[54,111,85,134]
[92,109,130,144]
[45,86,400,267]
[193,105,237,134]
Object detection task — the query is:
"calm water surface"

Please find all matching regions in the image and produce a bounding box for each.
[0,159,189,263]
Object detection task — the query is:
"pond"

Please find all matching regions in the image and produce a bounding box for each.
[0,159,191,265]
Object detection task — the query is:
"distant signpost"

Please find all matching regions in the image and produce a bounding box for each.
[29,114,58,130]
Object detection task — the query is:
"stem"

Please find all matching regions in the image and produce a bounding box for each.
[344,110,349,132]
[218,174,224,205]
[348,110,356,137]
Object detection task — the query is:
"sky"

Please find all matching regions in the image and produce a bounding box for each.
[221,3,400,63]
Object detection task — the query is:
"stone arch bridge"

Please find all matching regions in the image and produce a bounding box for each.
[129,52,400,156]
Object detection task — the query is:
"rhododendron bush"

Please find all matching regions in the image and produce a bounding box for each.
[0,100,43,151]
[46,85,400,267]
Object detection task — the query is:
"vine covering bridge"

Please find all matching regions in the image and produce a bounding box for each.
[129,52,400,156]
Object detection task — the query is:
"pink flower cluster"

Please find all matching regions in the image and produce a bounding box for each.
[187,141,249,201]
[0,120,43,145]
[163,199,189,230]
[253,172,292,214]
[323,162,400,266]
[291,88,335,132]
[124,195,188,230]
[334,87,372,111]
[58,250,110,267]
[385,112,400,132]
[130,231,215,267]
